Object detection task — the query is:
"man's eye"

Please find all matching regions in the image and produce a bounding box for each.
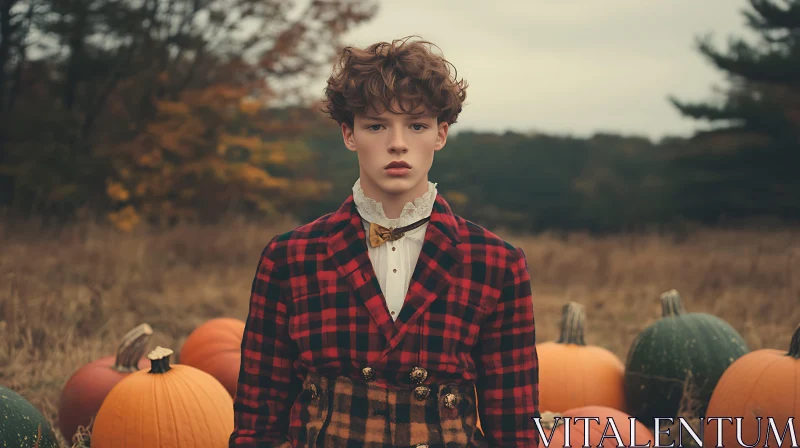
[411,124,426,130]
[366,125,383,131]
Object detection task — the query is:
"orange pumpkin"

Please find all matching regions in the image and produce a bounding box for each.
[703,323,800,448]
[57,323,152,440]
[91,346,234,448]
[179,317,245,396]
[540,406,654,447]
[536,302,626,413]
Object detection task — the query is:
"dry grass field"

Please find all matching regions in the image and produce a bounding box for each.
[1,215,798,447]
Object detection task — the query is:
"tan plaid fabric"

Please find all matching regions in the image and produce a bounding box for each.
[272,372,487,448]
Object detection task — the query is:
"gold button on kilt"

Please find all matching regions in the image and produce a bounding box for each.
[361,367,375,382]
[309,383,319,399]
[409,366,428,384]
[413,385,430,401]
[444,393,457,409]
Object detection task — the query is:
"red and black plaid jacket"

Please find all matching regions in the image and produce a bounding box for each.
[230,193,540,447]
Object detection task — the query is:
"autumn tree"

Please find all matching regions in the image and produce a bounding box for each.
[668,0,800,223]
[0,0,378,229]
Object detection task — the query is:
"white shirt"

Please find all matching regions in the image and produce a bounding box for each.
[352,178,438,321]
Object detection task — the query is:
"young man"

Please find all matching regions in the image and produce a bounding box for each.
[230,36,540,448]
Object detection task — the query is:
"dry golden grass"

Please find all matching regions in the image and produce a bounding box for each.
[1,215,798,447]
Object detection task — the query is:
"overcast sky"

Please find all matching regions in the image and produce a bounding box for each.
[302,0,757,142]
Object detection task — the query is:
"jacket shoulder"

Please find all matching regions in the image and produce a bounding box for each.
[455,215,525,260]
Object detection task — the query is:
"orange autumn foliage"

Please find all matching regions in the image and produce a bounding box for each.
[104,83,331,230]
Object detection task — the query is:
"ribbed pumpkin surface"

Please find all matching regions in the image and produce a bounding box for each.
[179,317,244,397]
[0,385,59,448]
[702,324,799,448]
[58,323,152,441]
[538,302,626,413]
[624,290,749,426]
[91,347,234,448]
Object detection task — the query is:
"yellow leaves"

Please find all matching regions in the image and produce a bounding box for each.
[101,82,326,232]
[196,85,248,106]
[265,151,288,165]
[136,151,162,168]
[236,164,267,186]
[159,133,183,155]
[289,178,332,199]
[219,134,265,153]
[106,180,130,202]
[239,98,262,116]
[107,205,140,232]
[146,117,206,159]
[235,164,289,190]
[156,101,190,116]
[135,182,147,197]
[257,141,288,163]
[217,135,297,168]
[243,139,309,167]
[207,158,229,181]
[216,142,226,156]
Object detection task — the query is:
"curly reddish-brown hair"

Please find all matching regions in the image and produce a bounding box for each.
[321,35,468,128]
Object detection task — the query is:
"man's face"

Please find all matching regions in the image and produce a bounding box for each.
[341,101,449,203]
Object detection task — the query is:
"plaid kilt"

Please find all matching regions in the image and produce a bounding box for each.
[274,372,487,448]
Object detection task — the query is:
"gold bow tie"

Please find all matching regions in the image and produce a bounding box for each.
[368,217,431,248]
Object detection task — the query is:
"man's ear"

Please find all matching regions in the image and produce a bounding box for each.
[434,121,449,151]
[342,123,357,152]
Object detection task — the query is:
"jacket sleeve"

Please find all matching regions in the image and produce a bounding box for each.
[230,236,302,447]
[472,246,540,447]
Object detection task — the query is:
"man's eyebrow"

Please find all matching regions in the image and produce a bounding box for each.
[363,114,428,121]
[363,115,387,121]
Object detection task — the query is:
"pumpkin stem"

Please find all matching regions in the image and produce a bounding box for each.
[112,323,153,373]
[660,289,685,317]
[556,301,586,345]
[788,323,800,359]
[539,411,565,430]
[147,346,174,374]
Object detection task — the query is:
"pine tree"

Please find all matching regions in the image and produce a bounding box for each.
[667,0,800,223]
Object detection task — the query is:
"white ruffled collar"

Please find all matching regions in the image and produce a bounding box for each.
[352,178,437,229]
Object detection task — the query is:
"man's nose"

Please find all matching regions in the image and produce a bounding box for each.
[389,146,408,154]
[388,129,408,154]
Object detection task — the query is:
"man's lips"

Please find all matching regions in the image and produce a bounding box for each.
[385,161,411,169]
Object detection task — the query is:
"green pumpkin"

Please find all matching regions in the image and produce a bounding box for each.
[0,385,60,448]
[623,290,750,426]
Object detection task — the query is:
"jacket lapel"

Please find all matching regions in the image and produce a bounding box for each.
[383,195,462,356]
[326,196,398,345]
[325,193,464,357]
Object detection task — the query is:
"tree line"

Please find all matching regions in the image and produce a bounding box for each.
[1,0,798,234]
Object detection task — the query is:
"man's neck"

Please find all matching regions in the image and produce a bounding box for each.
[359,179,430,219]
